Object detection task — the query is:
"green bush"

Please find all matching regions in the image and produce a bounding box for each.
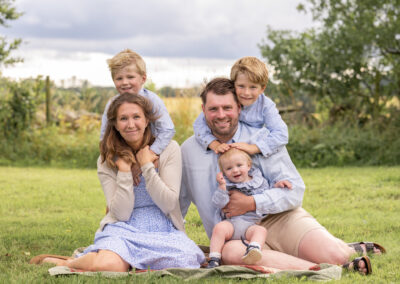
[288,119,400,167]
[0,126,100,168]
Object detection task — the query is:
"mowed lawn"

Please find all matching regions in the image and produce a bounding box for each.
[0,166,399,283]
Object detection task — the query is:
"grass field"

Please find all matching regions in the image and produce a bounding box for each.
[1,166,399,283]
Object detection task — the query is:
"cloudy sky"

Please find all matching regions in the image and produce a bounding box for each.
[1,0,315,87]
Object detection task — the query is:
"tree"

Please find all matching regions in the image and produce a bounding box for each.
[0,0,22,66]
[259,0,400,123]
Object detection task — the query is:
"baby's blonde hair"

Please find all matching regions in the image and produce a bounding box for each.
[107,49,147,79]
[230,56,269,87]
[218,148,252,172]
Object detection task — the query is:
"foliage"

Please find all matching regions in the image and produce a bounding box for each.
[1,166,399,282]
[0,78,39,138]
[287,115,400,167]
[0,0,22,66]
[260,0,400,123]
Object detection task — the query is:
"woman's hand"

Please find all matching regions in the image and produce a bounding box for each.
[115,158,132,172]
[136,146,159,167]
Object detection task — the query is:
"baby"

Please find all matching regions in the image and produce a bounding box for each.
[207,148,292,268]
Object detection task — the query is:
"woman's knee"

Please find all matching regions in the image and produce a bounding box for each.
[91,251,129,272]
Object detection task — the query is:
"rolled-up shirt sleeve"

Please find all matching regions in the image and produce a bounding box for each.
[193,112,217,151]
[251,147,305,215]
[211,188,230,209]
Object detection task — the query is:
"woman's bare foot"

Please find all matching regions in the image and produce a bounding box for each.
[42,257,71,266]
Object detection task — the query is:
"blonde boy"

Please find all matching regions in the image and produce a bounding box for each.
[193,56,288,157]
[100,49,175,156]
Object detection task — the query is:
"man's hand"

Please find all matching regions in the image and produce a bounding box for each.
[230,142,260,155]
[222,190,256,218]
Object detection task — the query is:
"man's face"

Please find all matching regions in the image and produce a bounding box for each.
[202,91,240,142]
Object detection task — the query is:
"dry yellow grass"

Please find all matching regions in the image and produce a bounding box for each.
[163,97,202,144]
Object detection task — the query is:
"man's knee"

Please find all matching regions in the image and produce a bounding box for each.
[221,240,245,265]
[299,229,350,264]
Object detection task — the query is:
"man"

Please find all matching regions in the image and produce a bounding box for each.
[180,78,369,271]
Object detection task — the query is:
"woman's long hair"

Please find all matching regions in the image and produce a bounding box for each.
[100,93,158,168]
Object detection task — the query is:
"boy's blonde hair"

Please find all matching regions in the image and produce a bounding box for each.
[230,56,269,87]
[107,49,147,79]
[218,148,252,172]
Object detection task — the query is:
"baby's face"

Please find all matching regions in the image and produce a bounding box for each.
[221,153,251,183]
[113,64,146,95]
[234,73,266,106]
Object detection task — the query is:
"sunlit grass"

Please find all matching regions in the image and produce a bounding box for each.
[1,166,399,282]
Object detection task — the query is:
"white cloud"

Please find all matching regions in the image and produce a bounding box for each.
[1,0,317,87]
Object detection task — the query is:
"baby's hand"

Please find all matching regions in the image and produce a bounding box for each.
[230,142,260,155]
[274,180,292,190]
[216,172,227,191]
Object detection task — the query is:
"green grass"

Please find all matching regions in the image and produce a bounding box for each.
[1,166,399,283]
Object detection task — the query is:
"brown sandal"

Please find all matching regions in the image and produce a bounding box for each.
[29,254,72,265]
[348,242,386,256]
[343,256,372,275]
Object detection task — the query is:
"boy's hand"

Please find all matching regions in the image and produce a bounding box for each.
[230,142,260,155]
[209,140,231,154]
[216,172,226,191]
[274,180,292,190]
[208,140,220,153]
[136,146,158,166]
[215,143,231,154]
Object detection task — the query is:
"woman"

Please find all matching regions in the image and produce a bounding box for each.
[34,93,205,271]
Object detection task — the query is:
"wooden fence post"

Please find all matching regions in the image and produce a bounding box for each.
[45,76,51,125]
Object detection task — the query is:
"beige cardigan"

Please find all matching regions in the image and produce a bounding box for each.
[96,140,184,232]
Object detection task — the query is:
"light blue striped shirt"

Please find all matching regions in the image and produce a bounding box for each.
[193,94,288,157]
[180,123,304,239]
[100,88,175,155]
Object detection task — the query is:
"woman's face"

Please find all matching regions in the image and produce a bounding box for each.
[115,102,148,149]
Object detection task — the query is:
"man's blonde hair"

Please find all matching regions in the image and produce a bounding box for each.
[107,49,147,79]
[218,148,252,172]
[230,56,269,87]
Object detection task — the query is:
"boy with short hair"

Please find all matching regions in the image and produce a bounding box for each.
[100,49,175,156]
[193,56,288,157]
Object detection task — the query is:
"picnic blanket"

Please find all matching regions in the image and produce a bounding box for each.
[48,263,342,281]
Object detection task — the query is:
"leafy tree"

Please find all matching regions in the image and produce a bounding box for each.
[0,0,22,66]
[260,0,400,123]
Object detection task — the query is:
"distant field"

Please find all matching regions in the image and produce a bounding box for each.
[163,97,202,144]
[0,166,399,283]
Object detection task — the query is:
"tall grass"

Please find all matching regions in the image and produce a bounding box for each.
[163,97,202,144]
[0,96,399,168]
